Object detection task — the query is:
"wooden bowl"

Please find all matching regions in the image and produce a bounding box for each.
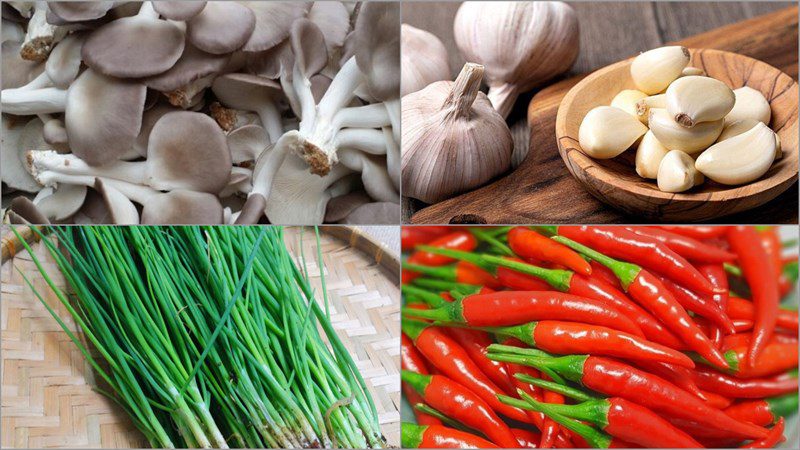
[555,48,798,222]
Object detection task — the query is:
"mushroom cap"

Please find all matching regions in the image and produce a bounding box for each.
[49,1,115,22]
[291,19,328,79]
[141,190,223,224]
[143,42,230,92]
[307,0,350,55]
[227,124,268,164]
[245,39,292,79]
[233,193,266,224]
[211,73,282,111]
[1,116,42,192]
[324,190,371,223]
[134,103,178,158]
[81,14,185,77]
[240,1,309,52]
[45,32,86,88]
[65,68,146,166]
[2,41,44,89]
[342,201,399,224]
[187,1,255,55]
[35,184,87,221]
[94,178,139,224]
[146,111,231,194]
[9,196,50,224]
[153,1,207,21]
[354,2,400,101]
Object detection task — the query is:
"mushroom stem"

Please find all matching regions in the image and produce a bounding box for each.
[1,86,67,114]
[335,128,387,155]
[256,102,284,144]
[20,1,65,62]
[383,127,400,190]
[28,150,149,187]
[15,70,53,91]
[338,148,399,203]
[331,103,391,131]
[312,57,363,129]
[385,98,400,143]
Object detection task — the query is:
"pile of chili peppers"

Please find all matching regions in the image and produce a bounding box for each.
[400,225,798,449]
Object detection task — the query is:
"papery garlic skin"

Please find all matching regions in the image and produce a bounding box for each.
[636,131,670,179]
[454,1,579,119]
[657,150,702,193]
[402,63,512,203]
[401,24,450,96]
[666,76,734,127]
[630,46,690,95]
[635,93,666,124]
[648,108,723,155]
[578,106,647,159]
[611,89,648,122]
[695,122,777,185]
[725,86,771,125]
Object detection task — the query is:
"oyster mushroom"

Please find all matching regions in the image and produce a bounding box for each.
[44,31,86,88]
[48,1,114,22]
[187,1,255,55]
[212,73,285,143]
[152,1,206,21]
[8,196,50,224]
[2,39,44,89]
[1,116,41,192]
[143,42,230,107]
[21,1,67,62]
[94,177,139,224]
[42,116,69,152]
[240,1,309,52]
[308,0,351,58]
[140,190,224,224]
[227,124,268,164]
[342,201,399,224]
[32,183,87,221]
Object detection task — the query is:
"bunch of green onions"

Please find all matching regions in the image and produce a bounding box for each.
[13,226,385,449]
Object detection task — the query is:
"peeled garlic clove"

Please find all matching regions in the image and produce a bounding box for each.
[717,118,760,142]
[725,86,771,125]
[630,46,690,95]
[657,150,700,193]
[578,106,648,159]
[635,93,666,124]
[649,108,723,155]
[666,76,734,127]
[635,131,670,179]
[611,89,648,121]
[695,122,777,185]
[681,67,705,77]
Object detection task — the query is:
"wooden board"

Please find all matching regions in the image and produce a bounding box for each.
[410,6,799,224]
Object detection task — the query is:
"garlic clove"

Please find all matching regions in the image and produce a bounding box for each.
[611,89,648,121]
[630,46,690,95]
[657,150,701,193]
[578,106,648,159]
[695,122,777,185]
[648,108,723,155]
[681,67,705,77]
[635,93,666,124]
[717,118,760,142]
[635,131,670,179]
[666,76,734,127]
[725,86,771,125]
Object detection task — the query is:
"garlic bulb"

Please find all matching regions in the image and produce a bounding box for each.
[401,24,451,96]
[666,76,734,127]
[611,89,648,121]
[695,122,777,185]
[658,150,703,193]
[725,86,771,125]
[635,131,669,179]
[648,108,723,154]
[630,46,690,95]
[402,63,513,203]
[453,1,579,118]
[578,106,648,159]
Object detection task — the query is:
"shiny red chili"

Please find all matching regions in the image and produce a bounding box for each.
[726,297,798,333]
[402,423,498,449]
[627,226,737,263]
[657,274,735,334]
[742,418,785,448]
[402,226,451,251]
[657,226,729,239]
[724,394,798,427]
[401,333,442,426]
[508,227,592,275]
[691,366,798,398]
[404,231,478,282]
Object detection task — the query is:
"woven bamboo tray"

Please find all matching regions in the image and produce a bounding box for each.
[1,226,400,449]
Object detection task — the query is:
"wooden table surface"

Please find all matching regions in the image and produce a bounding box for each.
[402,1,798,224]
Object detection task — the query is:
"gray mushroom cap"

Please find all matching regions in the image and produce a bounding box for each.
[2,40,44,89]
[133,103,178,158]
[354,2,400,101]
[141,190,223,224]
[81,5,185,77]
[34,184,88,221]
[143,42,230,92]
[324,190,370,223]
[187,1,255,55]
[153,1,207,21]
[65,68,146,166]
[95,177,139,224]
[146,111,231,194]
[1,116,41,192]
[240,1,308,52]
[342,201,399,224]
[9,196,50,224]
[45,31,86,88]
[48,2,115,22]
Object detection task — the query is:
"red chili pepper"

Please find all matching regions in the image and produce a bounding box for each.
[485,320,695,367]
[722,332,798,350]
[403,261,502,289]
[699,389,733,409]
[634,360,707,400]
[401,371,519,447]
[402,320,531,423]
[555,236,731,369]
[627,226,737,263]
[508,227,592,276]
[402,226,451,251]
[404,231,478,282]
[657,274,736,334]
[726,297,798,333]
[590,260,623,289]
[725,394,799,427]
[699,263,730,348]
[490,352,770,440]
[402,423,499,449]
[758,227,784,280]
[404,291,642,336]
[548,226,721,295]
[657,226,729,239]
[401,333,442,426]
[496,264,553,291]
[742,418,785,448]
[511,428,541,449]
[722,341,798,379]
[727,226,781,367]
[691,366,798,398]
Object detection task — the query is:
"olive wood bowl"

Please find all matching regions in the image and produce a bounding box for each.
[555,48,798,222]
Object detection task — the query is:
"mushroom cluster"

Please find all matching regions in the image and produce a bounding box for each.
[1,1,400,224]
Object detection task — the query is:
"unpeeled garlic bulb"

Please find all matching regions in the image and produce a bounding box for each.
[630,46,690,95]
[578,106,648,159]
[402,63,512,203]
[611,89,648,122]
[635,131,669,179]
[648,108,723,154]
[666,76,734,127]
[695,122,777,185]
[658,150,703,193]
[401,24,451,96]
[725,86,771,125]
[454,1,579,119]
